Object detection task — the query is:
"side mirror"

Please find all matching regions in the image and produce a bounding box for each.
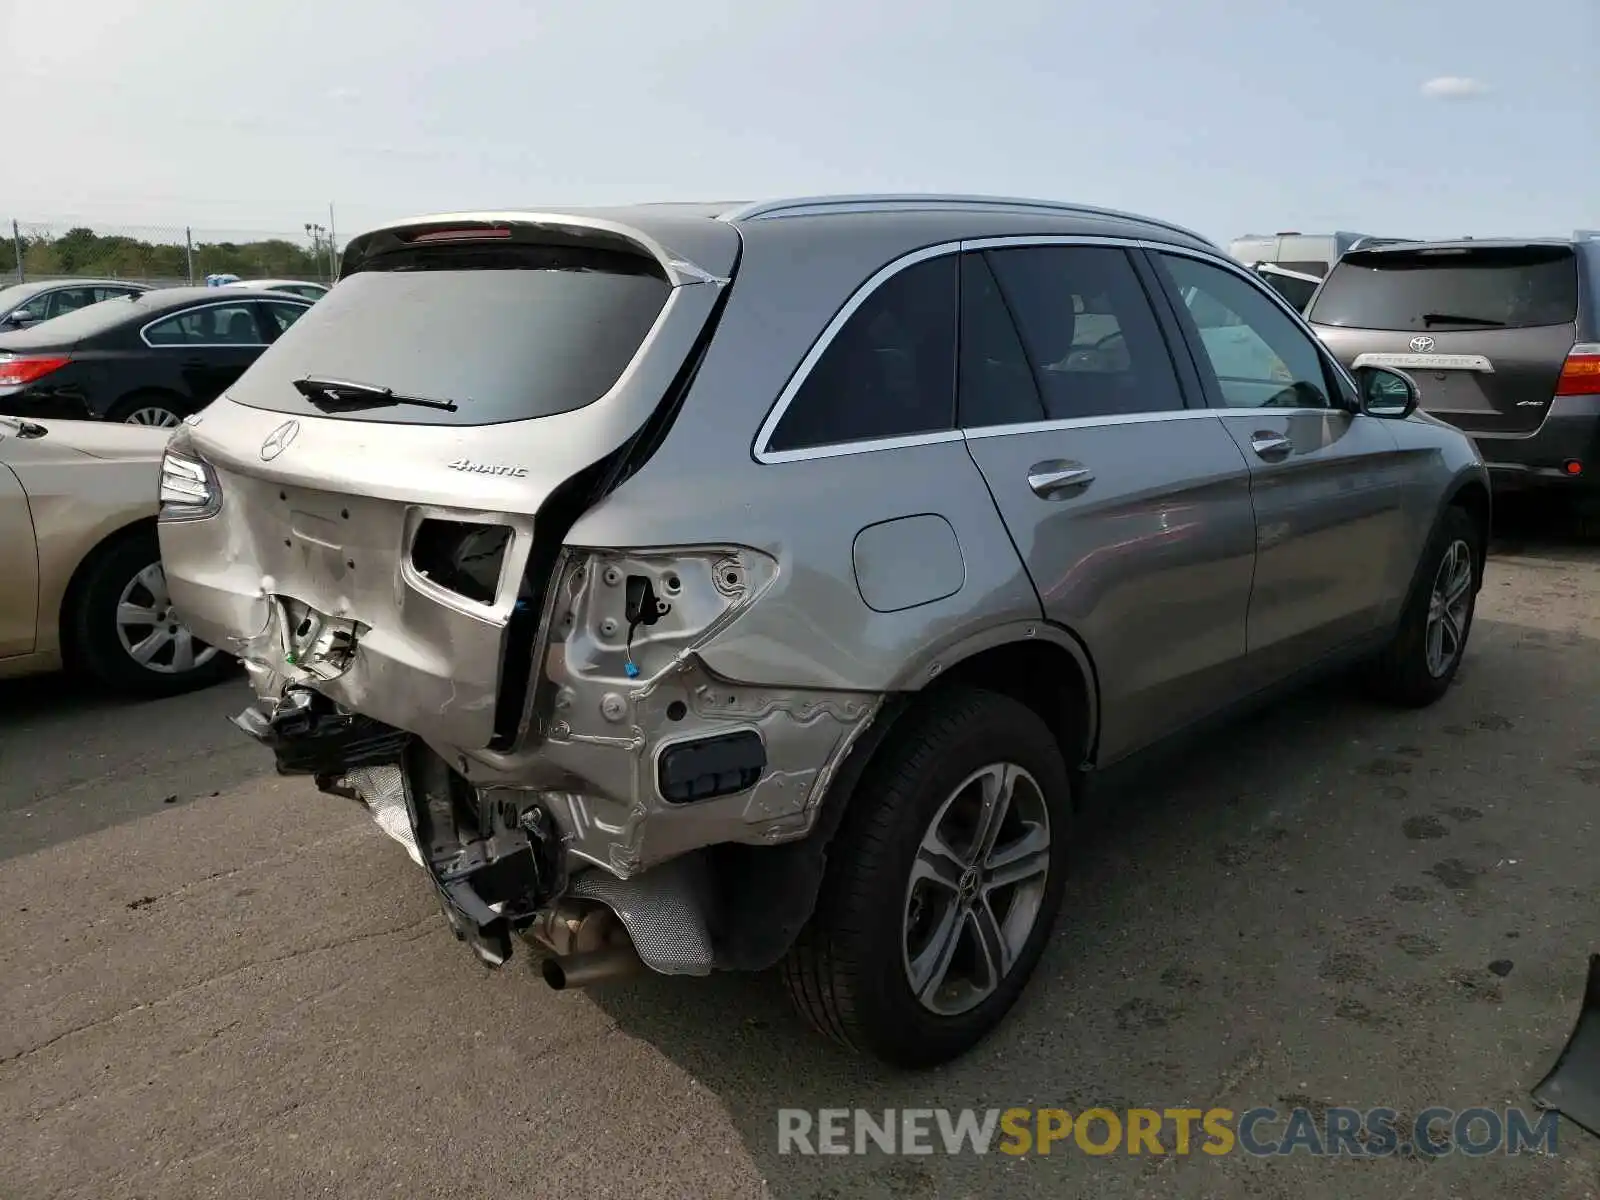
[3,311,37,329]
[1354,365,1420,419]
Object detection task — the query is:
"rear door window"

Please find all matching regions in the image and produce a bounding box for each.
[44,288,99,319]
[765,254,958,452]
[1308,245,1579,332]
[258,300,311,340]
[144,303,266,346]
[982,245,1187,419]
[957,252,1044,429]
[230,242,673,426]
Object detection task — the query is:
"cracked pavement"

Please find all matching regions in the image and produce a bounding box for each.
[2,499,1600,1199]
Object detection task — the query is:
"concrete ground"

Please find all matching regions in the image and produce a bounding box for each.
[2,500,1599,1199]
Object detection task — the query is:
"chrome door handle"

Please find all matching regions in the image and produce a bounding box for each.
[1027,462,1095,498]
[1249,431,1293,460]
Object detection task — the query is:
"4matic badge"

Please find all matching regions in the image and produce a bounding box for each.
[447,458,528,478]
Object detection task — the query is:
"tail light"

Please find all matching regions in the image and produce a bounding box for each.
[0,355,70,387]
[158,430,222,520]
[1556,344,1600,397]
[407,227,512,244]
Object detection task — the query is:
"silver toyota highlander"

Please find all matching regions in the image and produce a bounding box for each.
[156,195,1491,1067]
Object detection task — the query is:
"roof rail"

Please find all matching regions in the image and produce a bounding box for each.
[720,194,1216,247]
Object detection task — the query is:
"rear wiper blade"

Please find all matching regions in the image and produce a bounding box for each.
[1421,312,1506,328]
[0,413,47,438]
[292,376,459,412]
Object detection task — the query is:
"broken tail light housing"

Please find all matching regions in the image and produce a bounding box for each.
[1556,344,1600,397]
[158,431,222,520]
[0,354,70,387]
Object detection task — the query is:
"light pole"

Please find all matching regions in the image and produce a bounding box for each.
[304,222,333,281]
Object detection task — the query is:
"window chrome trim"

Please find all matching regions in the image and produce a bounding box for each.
[1138,239,1366,412]
[751,240,964,464]
[138,298,307,349]
[757,428,966,464]
[962,408,1220,440]
[752,232,1210,463]
[749,232,1352,464]
[1211,407,1355,419]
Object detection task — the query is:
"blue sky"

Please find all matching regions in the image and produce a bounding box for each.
[1,0,1593,246]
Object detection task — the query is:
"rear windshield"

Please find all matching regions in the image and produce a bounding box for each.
[228,242,672,425]
[1261,272,1318,312]
[1308,245,1578,332]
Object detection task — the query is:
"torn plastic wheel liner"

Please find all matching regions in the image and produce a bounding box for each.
[1532,953,1600,1138]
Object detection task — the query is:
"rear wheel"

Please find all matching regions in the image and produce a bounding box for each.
[107,393,185,427]
[67,529,234,696]
[1366,504,1482,707]
[782,687,1071,1068]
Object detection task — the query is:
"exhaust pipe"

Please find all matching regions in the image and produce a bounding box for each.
[541,943,644,990]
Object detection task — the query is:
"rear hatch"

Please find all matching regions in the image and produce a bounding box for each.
[1309,243,1581,436]
[160,214,737,752]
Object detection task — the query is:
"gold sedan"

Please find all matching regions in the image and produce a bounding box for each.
[0,415,234,695]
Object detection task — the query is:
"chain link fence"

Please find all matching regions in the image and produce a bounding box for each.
[3,219,341,288]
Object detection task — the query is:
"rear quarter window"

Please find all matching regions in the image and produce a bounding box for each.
[1308,245,1579,332]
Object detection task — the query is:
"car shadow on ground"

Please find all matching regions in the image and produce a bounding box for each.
[1490,491,1600,565]
[581,533,1600,1196]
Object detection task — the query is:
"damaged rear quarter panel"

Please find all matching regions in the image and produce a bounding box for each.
[472,542,884,877]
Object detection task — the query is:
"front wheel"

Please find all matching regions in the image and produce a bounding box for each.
[782,687,1071,1068]
[67,530,235,697]
[1366,504,1482,707]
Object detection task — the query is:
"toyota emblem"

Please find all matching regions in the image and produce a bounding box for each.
[1410,336,1435,353]
[260,420,301,461]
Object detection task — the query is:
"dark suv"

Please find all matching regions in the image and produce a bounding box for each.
[1309,238,1600,501]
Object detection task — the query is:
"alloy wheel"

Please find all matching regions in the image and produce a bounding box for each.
[1425,538,1474,678]
[902,762,1052,1016]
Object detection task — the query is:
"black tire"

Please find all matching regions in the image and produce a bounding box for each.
[67,529,235,697]
[781,687,1072,1068]
[1366,504,1482,707]
[106,391,186,427]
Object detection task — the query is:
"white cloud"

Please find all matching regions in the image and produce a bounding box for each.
[1420,76,1489,100]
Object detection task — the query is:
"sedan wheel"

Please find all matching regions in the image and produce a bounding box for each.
[114,562,219,676]
[69,530,233,696]
[122,405,182,428]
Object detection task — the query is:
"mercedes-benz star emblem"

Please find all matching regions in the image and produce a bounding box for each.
[259,420,301,461]
[1410,336,1435,353]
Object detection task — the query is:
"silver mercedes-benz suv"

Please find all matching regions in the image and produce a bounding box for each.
[156,195,1490,1067]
